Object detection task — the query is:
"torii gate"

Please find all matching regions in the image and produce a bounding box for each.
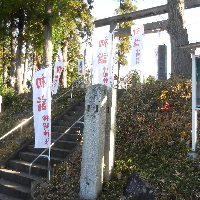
[94,0,200,78]
[93,0,200,151]
[94,0,200,34]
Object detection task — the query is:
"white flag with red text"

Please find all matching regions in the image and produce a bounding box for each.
[92,33,115,87]
[52,49,64,95]
[33,67,52,148]
[78,59,84,75]
[131,25,144,67]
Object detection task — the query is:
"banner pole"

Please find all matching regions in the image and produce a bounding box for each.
[48,146,51,180]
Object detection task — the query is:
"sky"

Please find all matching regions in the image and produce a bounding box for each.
[87,0,200,79]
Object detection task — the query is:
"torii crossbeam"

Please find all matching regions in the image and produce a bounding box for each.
[94,0,200,34]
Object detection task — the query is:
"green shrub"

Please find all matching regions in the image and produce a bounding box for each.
[111,77,199,199]
[0,77,14,107]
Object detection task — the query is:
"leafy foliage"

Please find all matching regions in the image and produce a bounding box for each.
[146,75,156,84]
[33,149,82,199]
[34,77,200,200]
[101,77,199,199]
[0,77,14,97]
[0,0,93,93]
[116,0,137,66]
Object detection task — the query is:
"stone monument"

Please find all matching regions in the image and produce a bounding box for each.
[80,84,117,199]
[158,45,167,80]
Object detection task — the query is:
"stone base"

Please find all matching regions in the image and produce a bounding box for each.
[187,151,199,160]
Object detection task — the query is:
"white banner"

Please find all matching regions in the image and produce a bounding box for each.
[52,49,64,95]
[33,67,52,148]
[78,59,85,75]
[131,25,144,67]
[92,33,115,87]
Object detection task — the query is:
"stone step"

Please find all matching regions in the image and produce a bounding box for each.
[0,178,31,200]
[0,169,41,187]
[18,151,63,166]
[52,126,83,133]
[57,120,84,127]
[9,160,49,177]
[63,115,84,121]
[79,101,85,107]
[0,96,85,199]
[0,192,22,200]
[52,139,77,150]
[73,105,85,111]
[27,145,72,158]
[68,110,84,117]
[51,132,82,142]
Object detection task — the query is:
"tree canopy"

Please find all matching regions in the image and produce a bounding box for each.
[116,0,137,66]
[0,0,94,94]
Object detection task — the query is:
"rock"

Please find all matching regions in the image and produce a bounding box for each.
[68,98,75,102]
[123,173,155,200]
[15,138,25,145]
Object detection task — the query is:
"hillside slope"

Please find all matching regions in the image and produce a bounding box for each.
[35,78,200,200]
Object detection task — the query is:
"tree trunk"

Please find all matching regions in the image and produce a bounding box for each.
[2,45,7,84]
[43,2,53,67]
[10,14,16,87]
[167,0,191,78]
[23,43,28,90]
[32,51,38,73]
[61,38,68,88]
[15,8,24,94]
[31,51,38,89]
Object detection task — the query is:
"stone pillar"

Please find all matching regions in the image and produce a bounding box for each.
[104,87,117,181]
[80,84,108,199]
[158,45,167,80]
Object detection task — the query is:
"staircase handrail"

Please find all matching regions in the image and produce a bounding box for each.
[0,89,71,142]
[29,115,84,180]
[0,81,83,142]
[0,116,34,141]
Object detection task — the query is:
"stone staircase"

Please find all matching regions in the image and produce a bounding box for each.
[0,97,85,200]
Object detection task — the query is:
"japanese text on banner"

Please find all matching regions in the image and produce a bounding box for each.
[52,49,64,95]
[78,59,85,76]
[92,33,115,87]
[33,67,52,148]
[131,25,144,67]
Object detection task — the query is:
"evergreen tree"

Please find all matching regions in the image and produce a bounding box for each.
[116,0,137,66]
[0,0,93,93]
